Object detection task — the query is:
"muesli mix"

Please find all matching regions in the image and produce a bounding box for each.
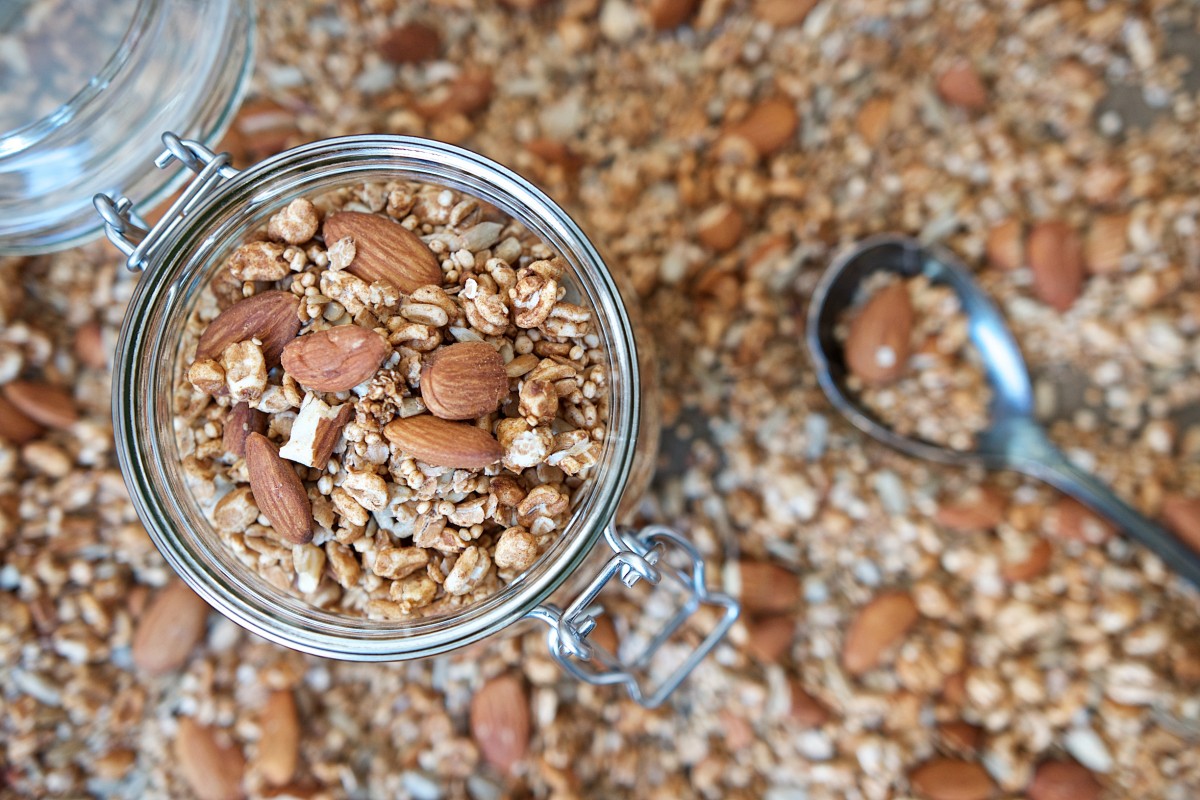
[175,184,609,619]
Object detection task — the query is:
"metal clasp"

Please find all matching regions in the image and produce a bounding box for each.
[93,131,239,272]
[528,524,739,708]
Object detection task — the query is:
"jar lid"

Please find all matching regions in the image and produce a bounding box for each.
[0,0,254,255]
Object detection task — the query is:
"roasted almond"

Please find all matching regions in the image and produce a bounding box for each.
[844,282,913,386]
[278,396,355,471]
[588,614,619,655]
[196,291,301,369]
[379,21,441,64]
[1047,496,1113,545]
[257,690,300,787]
[175,717,246,800]
[752,0,817,26]
[856,95,893,146]
[132,580,210,675]
[649,0,698,31]
[985,219,1023,271]
[223,402,268,458]
[1028,760,1102,800]
[323,212,442,293]
[420,342,509,420]
[384,415,503,469]
[695,203,745,252]
[1084,213,1128,275]
[735,560,801,614]
[936,61,988,111]
[0,392,44,444]
[789,681,831,727]
[470,673,530,774]
[1161,494,1200,554]
[1001,536,1052,582]
[1027,221,1084,312]
[935,485,1007,532]
[720,97,799,160]
[281,325,390,392]
[745,615,795,663]
[909,758,996,800]
[2,379,78,430]
[245,433,314,545]
[938,721,982,753]
[843,590,919,676]
[74,320,109,370]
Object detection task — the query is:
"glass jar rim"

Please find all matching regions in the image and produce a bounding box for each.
[113,135,643,660]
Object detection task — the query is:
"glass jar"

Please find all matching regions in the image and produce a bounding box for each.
[0,0,254,254]
[97,133,738,707]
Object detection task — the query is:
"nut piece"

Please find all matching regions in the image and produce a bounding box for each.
[131,580,209,675]
[648,0,698,31]
[278,394,354,470]
[267,198,320,245]
[842,590,919,676]
[745,615,795,663]
[470,674,530,775]
[420,342,509,420]
[1047,496,1114,545]
[379,21,442,64]
[2,380,79,430]
[1085,214,1128,275]
[0,392,44,444]
[752,0,817,26]
[383,415,504,469]
[1027,221,1084,312]
[1161,494,1200,554]
[696,203,745,252]
[736,561,801,614]
[985,219,1024,271]
[281,325,390,392]
[719,97,799,160]
[908,758,996,800]
[1028,760,1102,800]
[1001,537,1052,582]
[323,212,442,293]
[228,241,290,281]
[372,546,429,580]
[244,433,314,545]
[789,681,831,727]
[256,690,300,787]
[223,402,268,458]
[195,290,302,369]
[856,95,892,146]
[844,282,914,386]
[935,486,1007,532]
[174,717,246,800]
[936,61,988,111]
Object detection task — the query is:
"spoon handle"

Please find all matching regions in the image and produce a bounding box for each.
[1025,447,1200,589]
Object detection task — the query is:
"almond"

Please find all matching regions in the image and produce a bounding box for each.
[1001,537,1052,582]
[1161,494,1200,554]
[524,138,584,171]
[588,614,619,655]
[257,690,300,787]
[414,68,496,120]
[0,393,44,444]
[938,721,982,753]
[745,615,795,663]
[720,97,799,160]
[985,219,1023,271]
[936,61,988,111]
[384,415,504,470]
[909,758,996,800]
[74,321,109,370]
[2,380,78,430]
[1027,221,1084,312]
[470,674,530,774]
[844,282,913,386]
[943,671,968,705]
[856,95,893,146]
[132,580,210,675]
[648,0,698,31]
[281,325,390,392]
[323,212,442,293]
[175,717,246,800]
[695,203,745,252]
[1084,213,1128,275]
[223,402,268,458]
[379,21,441,64]
[221,97,303,167]
[245,433,314,545]
[1028,760,1102,800]
[752,0,817,26]
[789,682,831,727]
[195,291,301,369]
[1047,496,1113,545]
[93,748,137,780]
[843,590,919,676]
[935,485,1007,532]
[278,395,355,471]
[420,342,509,420]
[736,560,801,614]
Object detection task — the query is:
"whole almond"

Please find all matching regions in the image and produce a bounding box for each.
[223,402,268,458]
[0,393,44,444]
[936,61,988,111]
[257,690,300,787]
[856,95,893,146]
[985,219,1023,271]
[909,758,996,800]
[1161,494,1200,554]
[196,291,301,369]
[649,0,698,30]
[1028,760,1102,800]
[938,721,982,753]
[722,98,799,159]
[843,590,919,676]
[175,717,246,800]
[935,486,1007,532]
[379,21,441,64]
[245,433,314,545]
[323,212,442,293]
[696,203,745,252]
[384,415,504,469]
[1047,496,1113,545]
[2,380,78,430]
[1027,221,1084,312]
[421,342,509,420]
[281,325,390,392]
[1001,537,1053,582]
[470,674,530,774]
[789,682,831,727]
[1084,214,1128,275]
[588,614,619,655]
[745,615,795,663]
[844,282,913,386]
[752,0,817,26]
[736,561,801,614]
[132,580,210,675]
[74,321,109,370]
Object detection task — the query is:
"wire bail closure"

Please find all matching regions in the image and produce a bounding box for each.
[93,131,239,273]
[528,524,740,709]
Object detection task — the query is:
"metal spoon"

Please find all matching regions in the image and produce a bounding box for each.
[805,234,1200,588]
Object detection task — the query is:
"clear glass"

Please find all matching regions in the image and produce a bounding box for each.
[113,136,659,660]
[0,0,254,254]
